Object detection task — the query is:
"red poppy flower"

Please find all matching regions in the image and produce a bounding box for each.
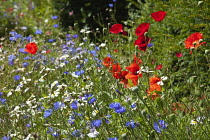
[156,65,163,70]
[25,42,38,54]
[113,70,129,88]
[102,57,114,68]
[113,70,128,79]
[134,35,152,51]
[133,55,142,65]
[184,32,206,49]
[135,23,150,36]
[176,52,183,57]
[126,63,141,75]
[122,31,128,36]
[114,49,118,52]
[147,76,161,100]
[109,24,124,34]
[110,63,121,73]
[125,62,142,86]
[5,7,13,12]
[151,11,166,22]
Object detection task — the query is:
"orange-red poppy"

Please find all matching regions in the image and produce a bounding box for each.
[184,32,206,49]
[134,35,152,51]
[125,62,142,86]
[151,11,166,22]
[102,57,114,68]
[25,42,38,54]
[147,76,161,100]
[113,70,129,88]
[126,63,141,75]
[133,55,142,65]
[110,63,121,73]
[135,23,150,36]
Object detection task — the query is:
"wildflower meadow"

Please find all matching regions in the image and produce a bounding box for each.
[0,0,210,139]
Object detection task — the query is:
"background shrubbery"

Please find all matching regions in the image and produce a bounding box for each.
[0,0,210,139]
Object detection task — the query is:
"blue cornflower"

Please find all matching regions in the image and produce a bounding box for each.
[0,98,6,104]
[109,4,114,7]
[66,38,71,41]
[14,34,22,39]
[8,55,16,61]
[108,137,118,140]
[70,101,78,109]
[66,34,71,37]
[1,136,11,140]
[22,36,32,42]
[53,102,65,110]
[64,71,69,74]
[154,120,168,133]
[44,109,53,118]
[19,48,29,54]
[9,31,17,36]
[88,97,96,104]
[73,34,78,38]
[14,75,21,81]
[26,123,31,127]
[72,130,81,137]
[95,46,100,51]
[131,103,137,108]
[52,132,60,137]
[109,102,121,109]
[53,24,59,28]
[89,50,97,56]
[76,64,84,69]
[125,120,136,128]
[48,39,56,43]
[22,62,29,68]
[24,56,31,60]
[35,30,42,34]
[114,106,126,114]
[9,36,16,41]
[91,119,102,128]
[75,70,85,76]
[46,127,54,133]
[0,92,3,96]
[83,94,93,100]
[52,16,58,19]
[148,43,154,47]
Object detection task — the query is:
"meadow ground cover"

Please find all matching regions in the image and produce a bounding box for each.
[0,0,210,139]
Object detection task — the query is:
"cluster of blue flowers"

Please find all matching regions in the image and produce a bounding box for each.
[109,102,126,114]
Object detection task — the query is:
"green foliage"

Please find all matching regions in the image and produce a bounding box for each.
[0,0,61,36]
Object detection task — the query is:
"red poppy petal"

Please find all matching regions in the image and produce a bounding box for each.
[135,23,150,36]
[109,24,123,34]
[151,11,166,22]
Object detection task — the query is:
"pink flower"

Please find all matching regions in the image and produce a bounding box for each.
[156,65,163,70]
[176,53,183,57]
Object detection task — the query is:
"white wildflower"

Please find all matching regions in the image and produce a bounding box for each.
[99,43,106,47]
